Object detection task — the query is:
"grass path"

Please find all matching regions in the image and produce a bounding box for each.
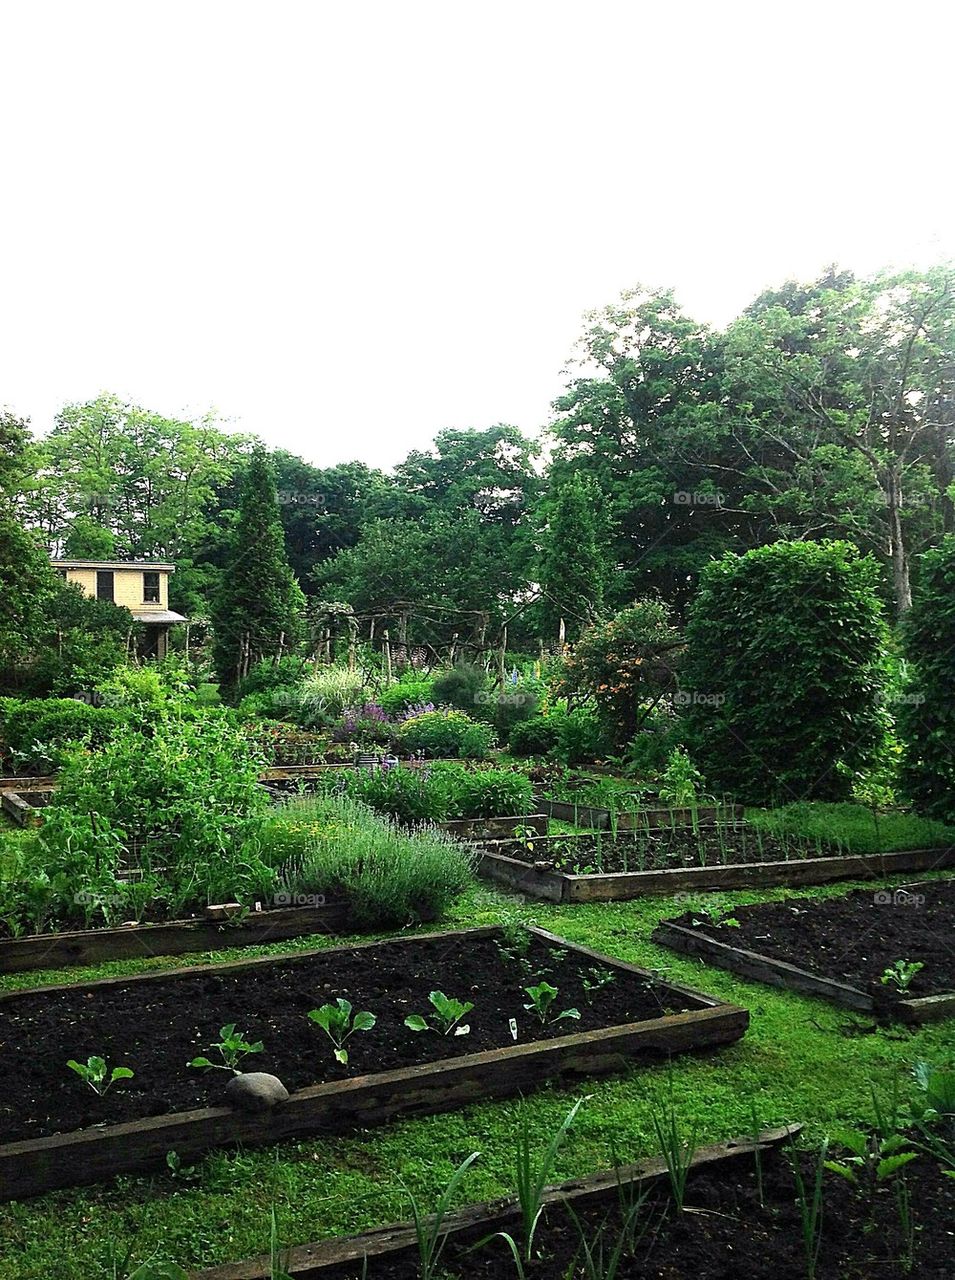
[1,872,954,1278]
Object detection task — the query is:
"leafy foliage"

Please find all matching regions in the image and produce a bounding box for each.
[683,541,889,803]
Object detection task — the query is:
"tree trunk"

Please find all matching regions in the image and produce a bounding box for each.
[885,467,913,613]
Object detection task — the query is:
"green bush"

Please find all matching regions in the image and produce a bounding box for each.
[246,795,475,929]
[53,714,269,870]
[378,677,434,716]
[431,663,489,714]
[441,765,533,819]
[397,709,496,759]
[2,699,132,772]
[899,536,955,824]
[509,714,563,756]
[684,541,889,804]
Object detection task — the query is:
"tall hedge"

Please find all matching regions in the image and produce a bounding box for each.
[899,535,955,824]
[683,541,888,803]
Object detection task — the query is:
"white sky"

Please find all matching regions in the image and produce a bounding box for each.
[1,1,953,469]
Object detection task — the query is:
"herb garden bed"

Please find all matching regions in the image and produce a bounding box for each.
[477,829,955,901]
[191,1128,955,1280]
[0,926,747,1199]
[653,878,955,1021]
[0,901,353,975]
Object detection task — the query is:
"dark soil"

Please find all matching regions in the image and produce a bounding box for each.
[0,931,691,1143]
[323,1148,955,1279]
[671,878,955,997]
[496,825,836,874]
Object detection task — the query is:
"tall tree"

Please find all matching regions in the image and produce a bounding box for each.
[536,474,612,641]
[211,448,305,688]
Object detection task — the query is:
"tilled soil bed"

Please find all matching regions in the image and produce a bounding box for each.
[201,1147,955,1280]
[0,931,695,1144]
[667,878,955,997]
[497,824,834,874]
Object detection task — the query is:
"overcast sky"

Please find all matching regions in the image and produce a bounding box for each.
[2,2,952,469]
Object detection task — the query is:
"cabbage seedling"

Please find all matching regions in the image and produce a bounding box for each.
[308,998,377,1064]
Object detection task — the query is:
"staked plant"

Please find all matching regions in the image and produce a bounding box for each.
[308,998,376,1064]
[405,990,474,1036]
[67,1055,135,1096]
[189,1024,264,1074]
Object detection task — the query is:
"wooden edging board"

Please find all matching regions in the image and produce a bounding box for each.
[477,843,955,902]
[533,798,744,830]
[191,1124,802,1280]
[0,925,748,1200]
[652,905,955,1025]
[0,903,353,975]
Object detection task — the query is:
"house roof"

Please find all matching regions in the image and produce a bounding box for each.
[129,609,188,624]
[51,559,176,572]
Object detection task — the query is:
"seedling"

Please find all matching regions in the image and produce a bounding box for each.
[66,1055,135,1096]
[188,1023,264,1073]
[880,959,924,992]
[824,1128,917,1186]
[523,981,580,1026]
[308,998,377,1063]
[405,990,474,1036]
[580,967,616,1001]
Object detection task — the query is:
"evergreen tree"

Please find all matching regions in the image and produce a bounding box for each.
[537,474,611,641]
[211,448,305,689]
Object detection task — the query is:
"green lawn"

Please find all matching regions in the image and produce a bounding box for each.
[1,871,954,1278]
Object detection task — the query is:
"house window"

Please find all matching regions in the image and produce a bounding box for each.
[143,571,161,603]
[96,570,115,602]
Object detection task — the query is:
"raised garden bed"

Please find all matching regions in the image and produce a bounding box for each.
[477,830,955,901]
[0,901,352,975]
[0,788,51,827]
[534,797,744,830]
[190,1127,955,1280]
[653,878,955,1022]
[0,925,747,1199]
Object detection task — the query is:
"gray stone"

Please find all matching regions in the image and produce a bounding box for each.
[225,1071,289,1113]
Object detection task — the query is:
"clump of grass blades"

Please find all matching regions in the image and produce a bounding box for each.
[251,794,476,929]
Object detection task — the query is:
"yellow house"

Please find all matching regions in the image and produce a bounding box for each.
[50,559,186,659]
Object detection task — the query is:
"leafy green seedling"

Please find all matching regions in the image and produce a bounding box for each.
[189,1023,264,1073]
[881,959,924,992]
[67,1055,135,1096]
[405,990,474,1036]
[523,981,580,1026]
[308,998,377,1063]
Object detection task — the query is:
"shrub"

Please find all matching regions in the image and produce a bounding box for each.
[431,663,489,715]
[246,795,475,929]
[53,714,269,869]
[378,677,435,716]
[2,699,132,772]
[560,600,682,745]
[683,541,889,804]
[441,765,533,819]
[293,667,369,727]
[899,535,955,824]
[509,714,563,757]
[397,709,496,759]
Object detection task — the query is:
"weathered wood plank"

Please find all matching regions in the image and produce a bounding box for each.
[190,1125,801,1280]
[477,844,955,902]
[0,904,353,975]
